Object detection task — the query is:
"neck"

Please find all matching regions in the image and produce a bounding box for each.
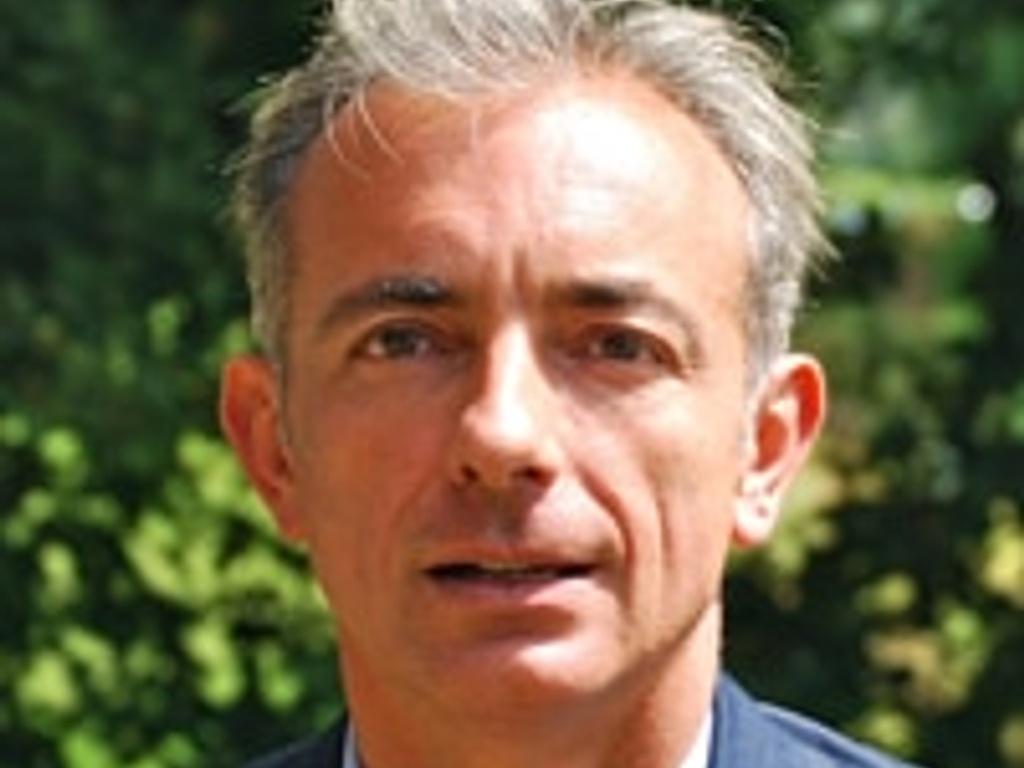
[343,604,722,768]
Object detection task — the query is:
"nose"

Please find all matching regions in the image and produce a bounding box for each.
[447,328,563,491]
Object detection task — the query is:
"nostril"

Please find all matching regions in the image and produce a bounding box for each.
[458,464,480,485]
[451,450,556,489]
[513,464,550,484]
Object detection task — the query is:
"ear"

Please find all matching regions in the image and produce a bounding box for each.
[733,353,826,548]
[219,356,306,542]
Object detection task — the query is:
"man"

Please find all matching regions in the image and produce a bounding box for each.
[220,0,918,766]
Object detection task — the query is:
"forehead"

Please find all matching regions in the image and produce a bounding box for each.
[284,74,750,298]
[290,72,745,213]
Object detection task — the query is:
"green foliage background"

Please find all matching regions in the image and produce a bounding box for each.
[1,1,1021,766]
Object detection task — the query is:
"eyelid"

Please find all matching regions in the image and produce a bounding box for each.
[570,322,684,372]
[351,317,457,360]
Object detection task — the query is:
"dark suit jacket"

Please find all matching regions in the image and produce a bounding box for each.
[242,676,917,767]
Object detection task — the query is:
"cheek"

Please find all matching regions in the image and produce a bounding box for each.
[294,374,449,487]
[289,379,460,570]
[286,393,409,546]
[585,397,745,570]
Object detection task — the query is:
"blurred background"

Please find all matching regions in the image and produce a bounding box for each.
[1,0,1021,765]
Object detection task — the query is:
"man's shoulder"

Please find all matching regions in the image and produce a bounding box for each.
[241,721,344,768]
[713,676,920,768]
[757,701,916,768]
[239,681,920,768]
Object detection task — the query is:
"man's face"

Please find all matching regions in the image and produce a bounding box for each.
[223,76,822,722]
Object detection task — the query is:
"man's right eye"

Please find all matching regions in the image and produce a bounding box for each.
[355,323,442,360]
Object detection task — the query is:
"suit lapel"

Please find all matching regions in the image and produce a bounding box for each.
[711,676,832,768]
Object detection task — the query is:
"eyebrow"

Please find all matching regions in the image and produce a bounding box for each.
[555,277,693,326]
[314,273,707,362]
[315,274,460,339]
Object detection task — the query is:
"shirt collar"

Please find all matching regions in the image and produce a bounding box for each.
[681,709,714,768]
[342,720,358,768]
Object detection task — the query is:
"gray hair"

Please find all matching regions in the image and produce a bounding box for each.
[231,0,830,375]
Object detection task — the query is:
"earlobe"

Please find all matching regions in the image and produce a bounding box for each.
[219,356,306,542]
[733,354,826,548]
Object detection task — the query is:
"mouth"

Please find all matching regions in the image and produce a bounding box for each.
[427,562,594,585]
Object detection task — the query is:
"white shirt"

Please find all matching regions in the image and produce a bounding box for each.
[341,711,713,768]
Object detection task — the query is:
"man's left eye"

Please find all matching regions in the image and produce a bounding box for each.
[582,328,668,366]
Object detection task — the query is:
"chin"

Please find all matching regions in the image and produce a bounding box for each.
[431,632,629,712]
